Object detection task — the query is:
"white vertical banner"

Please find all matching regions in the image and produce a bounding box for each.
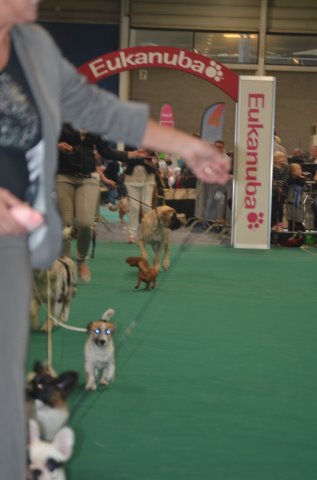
[232,76,275,249]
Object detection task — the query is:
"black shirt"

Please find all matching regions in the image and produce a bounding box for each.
[58,124,129,175]
[0,45,41,201]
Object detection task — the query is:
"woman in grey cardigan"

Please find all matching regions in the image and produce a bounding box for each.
[0,1,230,479]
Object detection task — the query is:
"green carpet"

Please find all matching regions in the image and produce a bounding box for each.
[27,242,317,480]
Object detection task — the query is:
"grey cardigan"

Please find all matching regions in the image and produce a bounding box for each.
[11,24,149,268]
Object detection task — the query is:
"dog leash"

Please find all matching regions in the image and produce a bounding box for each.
[124,194,161,225]
[46,271,53,372]
[32,281,87,333]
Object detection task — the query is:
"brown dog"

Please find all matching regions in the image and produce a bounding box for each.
[126,256,158,290]
[138,205,182,271]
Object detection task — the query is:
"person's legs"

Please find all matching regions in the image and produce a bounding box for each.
[56,174,76,256]
[0,237,31,480]
[271,195,278,228]
[126,184,141,242]
[313,195,317,229]
[277,195,285,229]
[107,187,118,206]
[75,176,99,281]
[141,183,155,216]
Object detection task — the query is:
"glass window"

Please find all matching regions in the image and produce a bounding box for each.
[130,29,193,50]
[194,32,258,64]
[266,35,317,66]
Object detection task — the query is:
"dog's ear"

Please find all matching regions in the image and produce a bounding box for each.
[160,208,173,224]
[55,371,79,395]
[53,426,75,461]
[101,308,115,322]
[86,321,93,333]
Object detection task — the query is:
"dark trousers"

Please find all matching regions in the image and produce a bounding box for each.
[271,194,285,226]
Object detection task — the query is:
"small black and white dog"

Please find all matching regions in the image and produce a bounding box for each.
[84,308,116,391]
[26,362,78,441]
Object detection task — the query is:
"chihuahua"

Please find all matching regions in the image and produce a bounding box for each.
[85,308,116,391]
[26,361,78,441]
[27,419,74,480]
[126,256,159,290]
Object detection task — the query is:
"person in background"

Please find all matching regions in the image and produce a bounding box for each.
[286,163,307,232]
[271,150,288,231]
[152,156,167,207]
[274,131,288,156]
[204,140,231,221]
[289,148,305,165]
[306,145,317,163]
[57,124,145,282]
[124,150,157,243]
[0,2,230,478]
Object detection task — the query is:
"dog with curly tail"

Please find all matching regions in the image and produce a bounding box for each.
[84,308,116,391]
[126,256,159,289]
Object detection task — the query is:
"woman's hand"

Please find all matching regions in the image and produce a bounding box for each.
[178,139,231,185]
[128,149,150,159]
[58,142,73,153]
[103,178,117,189]
[141,119,231,184]
[96,166,117,188]
[0,188,44,236]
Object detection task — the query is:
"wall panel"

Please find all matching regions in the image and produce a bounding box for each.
[39,0,120,24]
[267,0,317,33]
[39,1,317,33]
[130,0,261,31]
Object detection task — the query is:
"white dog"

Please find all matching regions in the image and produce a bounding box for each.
[27,419,74,480]
[138,205,182,270]
[84,308,116,391]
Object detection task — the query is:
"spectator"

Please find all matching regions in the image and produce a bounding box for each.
[271,151,288,231]
[124,151,156,243]
[286,163,307,231]
[306,145,317,163]
[289,148,305,165]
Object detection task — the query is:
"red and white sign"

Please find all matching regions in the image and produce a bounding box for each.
[159,103,174,128]
[232,76,276,249]
[78,46,239,101]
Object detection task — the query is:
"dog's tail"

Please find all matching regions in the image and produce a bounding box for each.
[101,308,115,322]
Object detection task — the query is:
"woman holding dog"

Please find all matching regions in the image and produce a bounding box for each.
[57,123,146,282]
[0,1,230,478]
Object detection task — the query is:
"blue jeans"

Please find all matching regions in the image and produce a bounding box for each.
[107,188,118,205]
